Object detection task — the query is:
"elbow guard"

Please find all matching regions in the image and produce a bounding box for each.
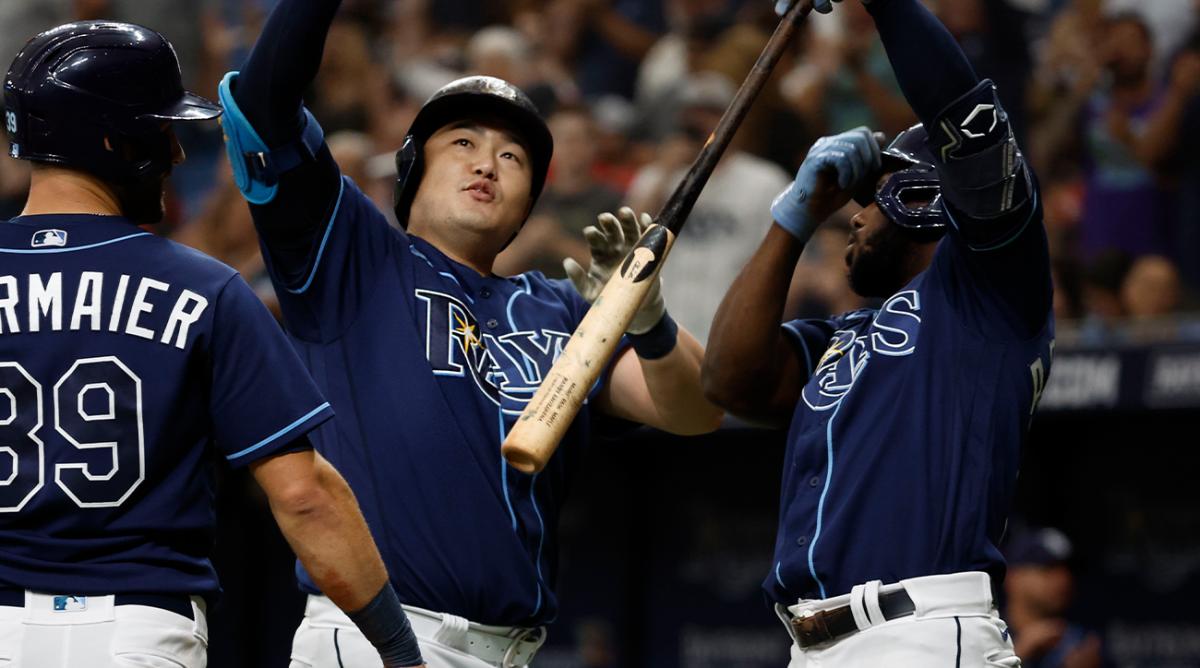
[928,80,1033,237]
[218,71,325,205]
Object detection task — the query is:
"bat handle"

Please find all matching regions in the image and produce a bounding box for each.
[501,225,677,474]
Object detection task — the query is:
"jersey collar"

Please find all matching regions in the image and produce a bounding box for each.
[1,214,150,253]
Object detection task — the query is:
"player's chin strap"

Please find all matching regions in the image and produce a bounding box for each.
[218,71,325,205]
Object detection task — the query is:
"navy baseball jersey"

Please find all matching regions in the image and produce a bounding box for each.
[766,196,1055,604]
[254,176,621,627]
[0,214,332,599]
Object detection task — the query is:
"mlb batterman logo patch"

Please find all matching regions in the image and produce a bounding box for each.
[53,595,87,612]
[32,229,68,248]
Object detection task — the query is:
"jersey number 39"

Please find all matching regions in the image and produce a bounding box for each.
[0,357,144,511]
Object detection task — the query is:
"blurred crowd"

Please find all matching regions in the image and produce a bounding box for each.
[1,0,1199,342]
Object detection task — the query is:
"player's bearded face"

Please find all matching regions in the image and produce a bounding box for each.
[845,203,919,299]
[109,127,183,225]
[409,120,533,248]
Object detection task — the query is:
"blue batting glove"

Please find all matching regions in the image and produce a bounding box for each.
[776,0,837,15]
[771,126,882,241]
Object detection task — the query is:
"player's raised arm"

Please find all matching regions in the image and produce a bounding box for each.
[861,0,1037,252]
[218,0,344,286]
[704,129,882,425]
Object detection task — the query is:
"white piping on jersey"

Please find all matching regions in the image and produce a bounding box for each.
[288,177,346,295]
[0,232,150,254]
[506,275,537,382]
[501,274,548,620]
[807,362,863,600]
[408,245,475,304]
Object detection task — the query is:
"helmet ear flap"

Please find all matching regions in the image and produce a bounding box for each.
[393,134,420,228]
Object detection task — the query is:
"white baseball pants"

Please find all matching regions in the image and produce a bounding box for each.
[778,572,1022,668]
[290,595,546,668]
[0,592,207,667]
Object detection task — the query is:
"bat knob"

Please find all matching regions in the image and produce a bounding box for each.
[501,441,544,475]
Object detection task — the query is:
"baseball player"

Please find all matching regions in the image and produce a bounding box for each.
[0,22,423,668]
[219,1,721,666]
[704,0,1055,665]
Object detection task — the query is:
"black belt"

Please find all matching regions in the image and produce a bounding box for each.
[790,589,916,648]
[0,588,194,621]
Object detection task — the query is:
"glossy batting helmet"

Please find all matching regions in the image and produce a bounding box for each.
[854,124,947,241]
[393,76,553,227]
[3,21,222,184]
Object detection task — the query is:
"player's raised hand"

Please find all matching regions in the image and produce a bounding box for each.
[771,126,881,242]
[775,0,841,16]
[564,207,666,335]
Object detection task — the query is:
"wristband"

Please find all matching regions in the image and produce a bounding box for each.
[346,585,424,667]
[628,312,679,360]
[771,181,817,243]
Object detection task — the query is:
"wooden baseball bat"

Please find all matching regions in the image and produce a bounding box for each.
[501,0,814,474]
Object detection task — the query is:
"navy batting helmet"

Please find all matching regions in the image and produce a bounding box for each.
[3,21,221,184]
[393,76,553,227]
[854,124,946,240]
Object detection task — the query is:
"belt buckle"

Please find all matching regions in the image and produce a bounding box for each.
[791,609,834,648]
[501,626,545,667]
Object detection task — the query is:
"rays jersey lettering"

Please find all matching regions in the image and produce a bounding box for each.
[802,290,923,411]
[417,289,570,412]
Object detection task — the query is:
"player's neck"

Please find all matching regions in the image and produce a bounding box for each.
[22,167,123,217]
[412,229,498,276]
[901,242,939,286]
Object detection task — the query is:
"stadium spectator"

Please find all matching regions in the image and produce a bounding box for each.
[311,19,376,134]
[590,94,645,192]
[1004,528,1104,668]
[1036,12,1180,260]
[780,2,914,138]
[545,0,667,99]
[1078,250,1133,343]
[497,106,621,277]
[1121,255,1183,318]
[627,72,791,342]
[466,25,561,114]
[0,1,69,70]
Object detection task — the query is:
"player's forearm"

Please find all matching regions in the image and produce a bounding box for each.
[235,0,343,145]
[267,455,389,611]
[702,225,804,417]
[636,328,722,435]
[866,0,979,128]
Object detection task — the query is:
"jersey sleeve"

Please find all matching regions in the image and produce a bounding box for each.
[256,174,402,343]
[780,317,840,380]
[208,276,333,468]
[934,186,1053,340]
